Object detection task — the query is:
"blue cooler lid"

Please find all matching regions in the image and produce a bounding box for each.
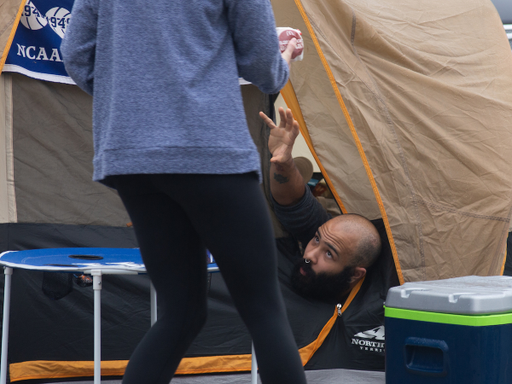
[385,276,512,315]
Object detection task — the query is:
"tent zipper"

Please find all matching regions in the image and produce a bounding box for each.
[337,303,342,317]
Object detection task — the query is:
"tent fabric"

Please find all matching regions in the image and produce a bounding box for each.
[272,0,512,282]
[0,73,131,226]
[11,73,131,226]
[0,0,23,70]
[0,72,16,223]
[0,223,137,251]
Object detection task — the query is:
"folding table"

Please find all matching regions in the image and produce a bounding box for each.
[0,248,250,384]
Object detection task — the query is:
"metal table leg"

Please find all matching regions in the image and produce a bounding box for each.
[150,282,157,326]
[92,270,102,384]
[251,342,258,384]
[0,267,12,384]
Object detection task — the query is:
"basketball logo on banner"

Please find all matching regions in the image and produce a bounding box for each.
[20,1,48,31]
[46,7,71,38]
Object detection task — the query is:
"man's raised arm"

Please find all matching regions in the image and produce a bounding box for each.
[259,107,306,206]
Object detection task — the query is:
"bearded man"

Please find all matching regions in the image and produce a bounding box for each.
[260,108,382,303]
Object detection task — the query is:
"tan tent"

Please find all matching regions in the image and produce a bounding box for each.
[2,0,511,284]
[273,0,512,283]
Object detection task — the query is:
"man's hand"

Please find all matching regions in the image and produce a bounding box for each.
[260,107,306,206]
[280,38,297,68]
[259,107,300,165]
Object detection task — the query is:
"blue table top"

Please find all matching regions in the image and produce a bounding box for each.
[0,248,219,274]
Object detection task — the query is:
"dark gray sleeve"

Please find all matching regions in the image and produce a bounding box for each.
[272,187,332,246]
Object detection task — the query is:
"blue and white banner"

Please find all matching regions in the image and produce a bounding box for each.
[3,0,75,84]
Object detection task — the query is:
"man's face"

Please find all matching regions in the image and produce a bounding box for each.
[290,218,361,301]
[301,219,357,276]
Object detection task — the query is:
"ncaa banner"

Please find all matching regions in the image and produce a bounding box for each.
[3,0,74,84]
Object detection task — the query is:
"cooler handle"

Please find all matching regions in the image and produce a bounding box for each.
[404,337,448,377]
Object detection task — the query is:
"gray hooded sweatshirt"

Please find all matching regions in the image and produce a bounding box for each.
[61,0,289,182]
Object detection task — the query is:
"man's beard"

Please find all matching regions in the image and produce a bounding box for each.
[290,258,355,302]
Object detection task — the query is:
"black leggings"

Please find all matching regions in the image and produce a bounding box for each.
[110,173,307,384]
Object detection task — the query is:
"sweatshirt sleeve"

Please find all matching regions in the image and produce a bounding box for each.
[61,0,98,95]
[273,187,332,246]
[225,0,289,94]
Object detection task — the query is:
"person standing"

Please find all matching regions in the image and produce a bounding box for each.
[61,0,306,383]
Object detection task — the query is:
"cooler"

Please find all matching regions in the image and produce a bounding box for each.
[385,276,512,383]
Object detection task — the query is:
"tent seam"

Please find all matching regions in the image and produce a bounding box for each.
[417,198,511,222]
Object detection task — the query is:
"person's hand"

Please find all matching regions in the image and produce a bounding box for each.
[259,107,300,164]
[281,38,297,68]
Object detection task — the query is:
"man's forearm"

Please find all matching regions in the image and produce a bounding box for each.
[270,159,306,206]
